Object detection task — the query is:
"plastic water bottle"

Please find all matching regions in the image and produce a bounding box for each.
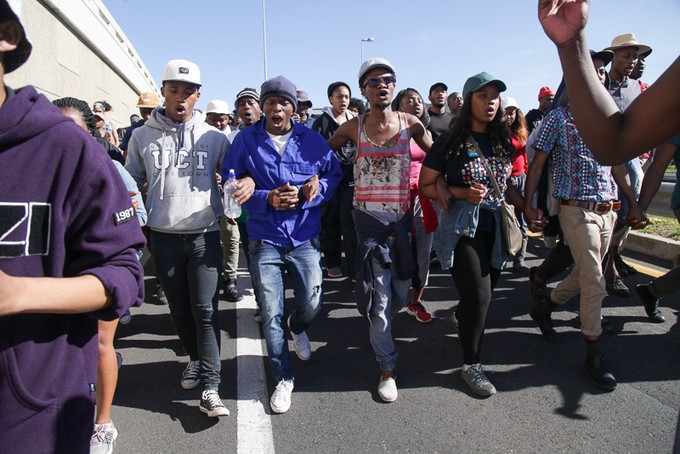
[223,169,242,218]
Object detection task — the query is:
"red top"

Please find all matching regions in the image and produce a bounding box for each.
[510,134,528,176]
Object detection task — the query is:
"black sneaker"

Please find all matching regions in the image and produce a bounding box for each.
[635,284,666,323]
[584,353,617,391]
[223,280,243,302]
[530,304,559,342]
[200,390,230,417]
[528,267,548,300]
[606,276,630,297]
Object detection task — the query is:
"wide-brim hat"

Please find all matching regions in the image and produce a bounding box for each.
[605,33,652,57]
[590,49,614,67]
[136,91,161,109]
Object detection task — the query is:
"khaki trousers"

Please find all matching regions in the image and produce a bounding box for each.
[550,205,616,337]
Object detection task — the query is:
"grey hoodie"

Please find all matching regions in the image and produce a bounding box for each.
[125,108,228,233]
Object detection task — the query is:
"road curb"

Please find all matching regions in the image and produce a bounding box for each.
[626,231,680,262]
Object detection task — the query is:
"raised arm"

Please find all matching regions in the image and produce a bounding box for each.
[538,0,680,164]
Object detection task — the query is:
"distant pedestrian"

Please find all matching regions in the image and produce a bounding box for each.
[447,91,464,118]
[427,81,453,141]
[393,87,437,323]
[205,99,244,302]
[312,81,358,280]
[502,96,530,272]
[524,86,554,133]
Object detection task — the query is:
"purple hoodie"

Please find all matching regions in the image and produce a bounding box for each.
[0,86,145,454]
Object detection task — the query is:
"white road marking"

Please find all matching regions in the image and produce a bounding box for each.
[237,293,275,454]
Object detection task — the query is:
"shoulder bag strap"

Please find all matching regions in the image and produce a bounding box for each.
[470,137,503,200]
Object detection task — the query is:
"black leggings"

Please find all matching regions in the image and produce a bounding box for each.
[451,231,501,365]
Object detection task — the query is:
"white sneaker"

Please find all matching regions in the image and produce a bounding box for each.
[378,374,398,403]
[181,360,201,389]
[288,318,311,361]
[270,379,294,414]
[90,421,118,454]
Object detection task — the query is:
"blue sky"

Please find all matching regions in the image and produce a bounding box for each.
[104,0,680,114]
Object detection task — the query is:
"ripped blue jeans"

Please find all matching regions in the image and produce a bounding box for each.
[249,237,323,381]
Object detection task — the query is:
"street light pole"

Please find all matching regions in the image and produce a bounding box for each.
[262,0,268,80]
[360,37,374,63]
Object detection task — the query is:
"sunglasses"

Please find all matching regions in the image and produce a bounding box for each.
[363,75,396,88]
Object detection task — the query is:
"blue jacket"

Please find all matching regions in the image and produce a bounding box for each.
[433,199,507,270]
[223,118,341,248]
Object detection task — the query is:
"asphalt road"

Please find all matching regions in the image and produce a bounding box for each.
[109,239,680,454]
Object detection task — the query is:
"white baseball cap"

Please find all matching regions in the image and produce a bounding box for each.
[206,99,230,115]
[501,96,519,110]
[162,59,201,86]
[358,57,395,84]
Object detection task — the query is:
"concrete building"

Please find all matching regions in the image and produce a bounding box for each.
[6,0,159,136]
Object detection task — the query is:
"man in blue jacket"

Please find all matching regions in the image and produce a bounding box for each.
[223,75,341,414]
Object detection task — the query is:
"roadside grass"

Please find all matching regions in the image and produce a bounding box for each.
[640,215,680,241]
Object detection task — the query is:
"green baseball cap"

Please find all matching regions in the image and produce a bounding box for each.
[462,72,506,98]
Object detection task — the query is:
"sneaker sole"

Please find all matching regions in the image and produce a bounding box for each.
[181,380,200,390]
[461,373,497,397]
[378,378,398,402]
[406,307,432,323]
[292,345,311,361]
[270,401,291,414]
[200,406,230,417]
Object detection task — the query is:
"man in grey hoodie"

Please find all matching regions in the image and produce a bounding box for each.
[126,59,252,418]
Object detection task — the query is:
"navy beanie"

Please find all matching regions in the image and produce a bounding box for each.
[260,76,298,111]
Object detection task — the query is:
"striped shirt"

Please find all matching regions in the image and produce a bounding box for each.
[354,112,412,223]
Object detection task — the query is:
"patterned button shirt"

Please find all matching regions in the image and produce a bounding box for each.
[533,105,617,202]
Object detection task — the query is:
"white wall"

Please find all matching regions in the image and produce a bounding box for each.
[5,0,159,133]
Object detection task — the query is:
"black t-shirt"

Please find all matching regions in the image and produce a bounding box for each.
[423,131,512,231]
[427,110,453,141]
[525,109,544,133]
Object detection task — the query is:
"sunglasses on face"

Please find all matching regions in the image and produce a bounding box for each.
[363,75,396,88]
